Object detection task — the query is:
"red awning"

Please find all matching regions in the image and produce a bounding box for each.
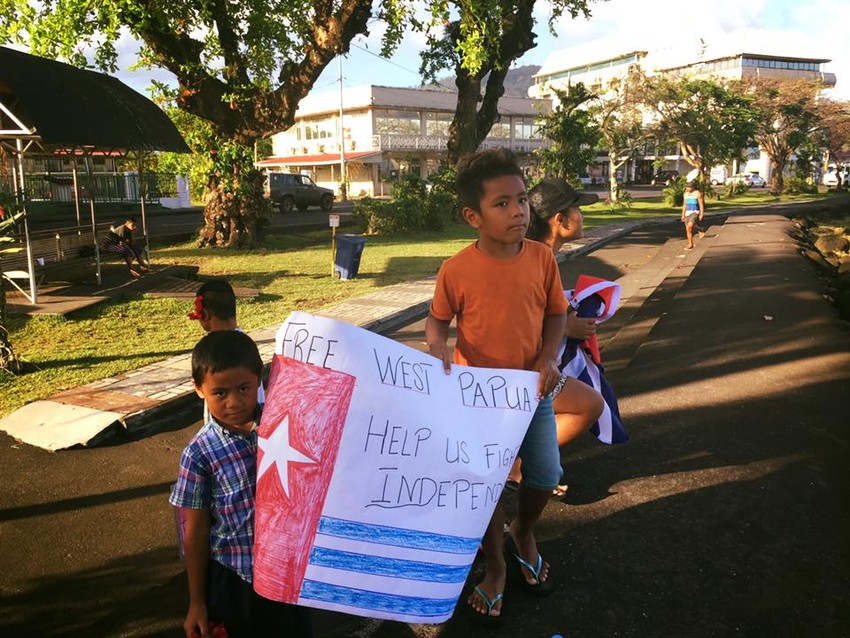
[256,150,382,167]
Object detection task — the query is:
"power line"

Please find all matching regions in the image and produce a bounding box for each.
[350,43,421,77]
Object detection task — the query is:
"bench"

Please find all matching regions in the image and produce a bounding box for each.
[2,223,147,300]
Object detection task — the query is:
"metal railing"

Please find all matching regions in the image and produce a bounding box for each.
[5,172,180,204]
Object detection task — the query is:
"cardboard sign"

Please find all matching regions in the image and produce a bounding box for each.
[252,312,539,624]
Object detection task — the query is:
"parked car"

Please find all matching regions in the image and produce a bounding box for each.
[264,172,335,212]
[725,173,766,188]
[823,170,847,187]
[709,166,728,185]
[650,170,679,186]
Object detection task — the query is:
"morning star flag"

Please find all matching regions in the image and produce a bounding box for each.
[559,276,628,445]
[252,312,540,624]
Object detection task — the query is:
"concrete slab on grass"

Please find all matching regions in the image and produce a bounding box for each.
[0,401,123,451]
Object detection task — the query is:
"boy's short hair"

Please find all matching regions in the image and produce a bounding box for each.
[455,148,524,211]
[191,330,263,386]
[197,279,237,320]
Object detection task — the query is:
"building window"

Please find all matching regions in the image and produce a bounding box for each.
[376,109,421,135]
[489,121,511,139]
[513,117,539,140]
[424,111,451,136]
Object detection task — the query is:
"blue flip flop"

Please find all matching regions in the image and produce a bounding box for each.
[504,534,555,597]
[468,585,504,625]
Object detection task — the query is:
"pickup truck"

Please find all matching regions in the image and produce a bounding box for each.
[264,173,335,212]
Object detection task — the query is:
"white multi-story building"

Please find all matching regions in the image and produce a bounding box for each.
[259,85,550,197]
[529,42,837,183]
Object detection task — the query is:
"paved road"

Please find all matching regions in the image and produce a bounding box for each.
[1,213,848,637]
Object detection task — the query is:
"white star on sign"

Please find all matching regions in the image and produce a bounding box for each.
[257,415,316,497]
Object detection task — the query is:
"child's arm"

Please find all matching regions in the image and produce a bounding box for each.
[698,190,705,219]
[182,508,212,638]
[533,311,567,399]
[425,314,453,374]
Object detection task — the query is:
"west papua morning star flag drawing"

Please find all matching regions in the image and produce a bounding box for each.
[252,311,540,624]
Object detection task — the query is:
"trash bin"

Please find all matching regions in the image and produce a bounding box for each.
[334,234,367,280]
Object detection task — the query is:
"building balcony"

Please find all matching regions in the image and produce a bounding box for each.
[371,134,550,154]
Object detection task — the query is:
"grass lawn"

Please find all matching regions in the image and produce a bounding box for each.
[0,190,835,417]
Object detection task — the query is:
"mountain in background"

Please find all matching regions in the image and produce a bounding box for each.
[416,64,541,98]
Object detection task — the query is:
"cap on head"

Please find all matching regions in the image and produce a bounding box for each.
[529,178,599,219]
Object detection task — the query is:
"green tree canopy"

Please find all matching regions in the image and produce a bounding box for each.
[642,76,758,181]
[745,79,820,194]
[416,0,593,165]
[534,84,600,181]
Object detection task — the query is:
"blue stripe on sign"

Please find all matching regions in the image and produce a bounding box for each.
[309,546,469,583]
[317,516,480,554]
[300,579,458,617]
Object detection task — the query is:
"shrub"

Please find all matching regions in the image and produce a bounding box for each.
[352,174,456,234]
[782,176,818,195]
[662,177,686,207]
[725,181,749,197]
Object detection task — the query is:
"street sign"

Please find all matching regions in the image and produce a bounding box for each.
[328,214,340,228]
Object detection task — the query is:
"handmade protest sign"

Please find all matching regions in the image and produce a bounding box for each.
[252,311,540,624]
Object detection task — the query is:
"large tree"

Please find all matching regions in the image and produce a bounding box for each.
[0,0,399,246]
[417,0,593,166]
[588,71,651,203]
[534,84,600,181]
[814,97,850,172]
[641,76,758,182]
[744,79,820,195]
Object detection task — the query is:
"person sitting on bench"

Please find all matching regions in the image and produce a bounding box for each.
[103,217,149,277]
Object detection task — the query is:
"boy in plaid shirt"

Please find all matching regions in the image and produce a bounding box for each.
[170,330,311,638]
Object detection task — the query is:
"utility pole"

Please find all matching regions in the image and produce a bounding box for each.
[338,55,347,202]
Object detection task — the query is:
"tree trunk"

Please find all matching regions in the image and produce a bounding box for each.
[197,157,270,248]
[608,150,621,203]
[770,157,786,195]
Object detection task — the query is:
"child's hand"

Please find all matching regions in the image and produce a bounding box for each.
[184,603,210,638]
[189,620,228,638]
[532,356,561,400]
[566,313,597,341]
[428,342,453,375]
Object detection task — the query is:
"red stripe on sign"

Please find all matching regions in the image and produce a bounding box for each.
[253,355,355,602]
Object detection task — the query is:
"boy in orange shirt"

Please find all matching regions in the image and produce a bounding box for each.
[426,149,567,623]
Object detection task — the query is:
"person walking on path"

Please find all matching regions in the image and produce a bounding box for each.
[426,149,566,623]
[681,181,706,249]
[169,330,313,638]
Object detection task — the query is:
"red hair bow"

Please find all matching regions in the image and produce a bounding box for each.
[187,294,204,320]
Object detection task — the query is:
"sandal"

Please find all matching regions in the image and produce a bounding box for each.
[468,585,503,625]
[551,483,569,499]
[504,534,555,597]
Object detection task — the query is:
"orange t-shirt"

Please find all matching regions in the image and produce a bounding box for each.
[430,239,567,371]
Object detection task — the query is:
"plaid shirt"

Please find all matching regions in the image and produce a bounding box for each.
[170,418,258,583]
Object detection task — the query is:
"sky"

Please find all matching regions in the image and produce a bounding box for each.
[103,0,850,102]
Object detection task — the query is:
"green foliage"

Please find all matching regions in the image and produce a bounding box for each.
[645,76,758,175]
[782,176,818,195]
[725,181,750,197]
[605,186,633,211]
[351,175,455,234]
[535,84,600,179]
[662,178,686,207]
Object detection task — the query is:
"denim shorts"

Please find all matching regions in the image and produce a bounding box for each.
[517,396,562,491]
